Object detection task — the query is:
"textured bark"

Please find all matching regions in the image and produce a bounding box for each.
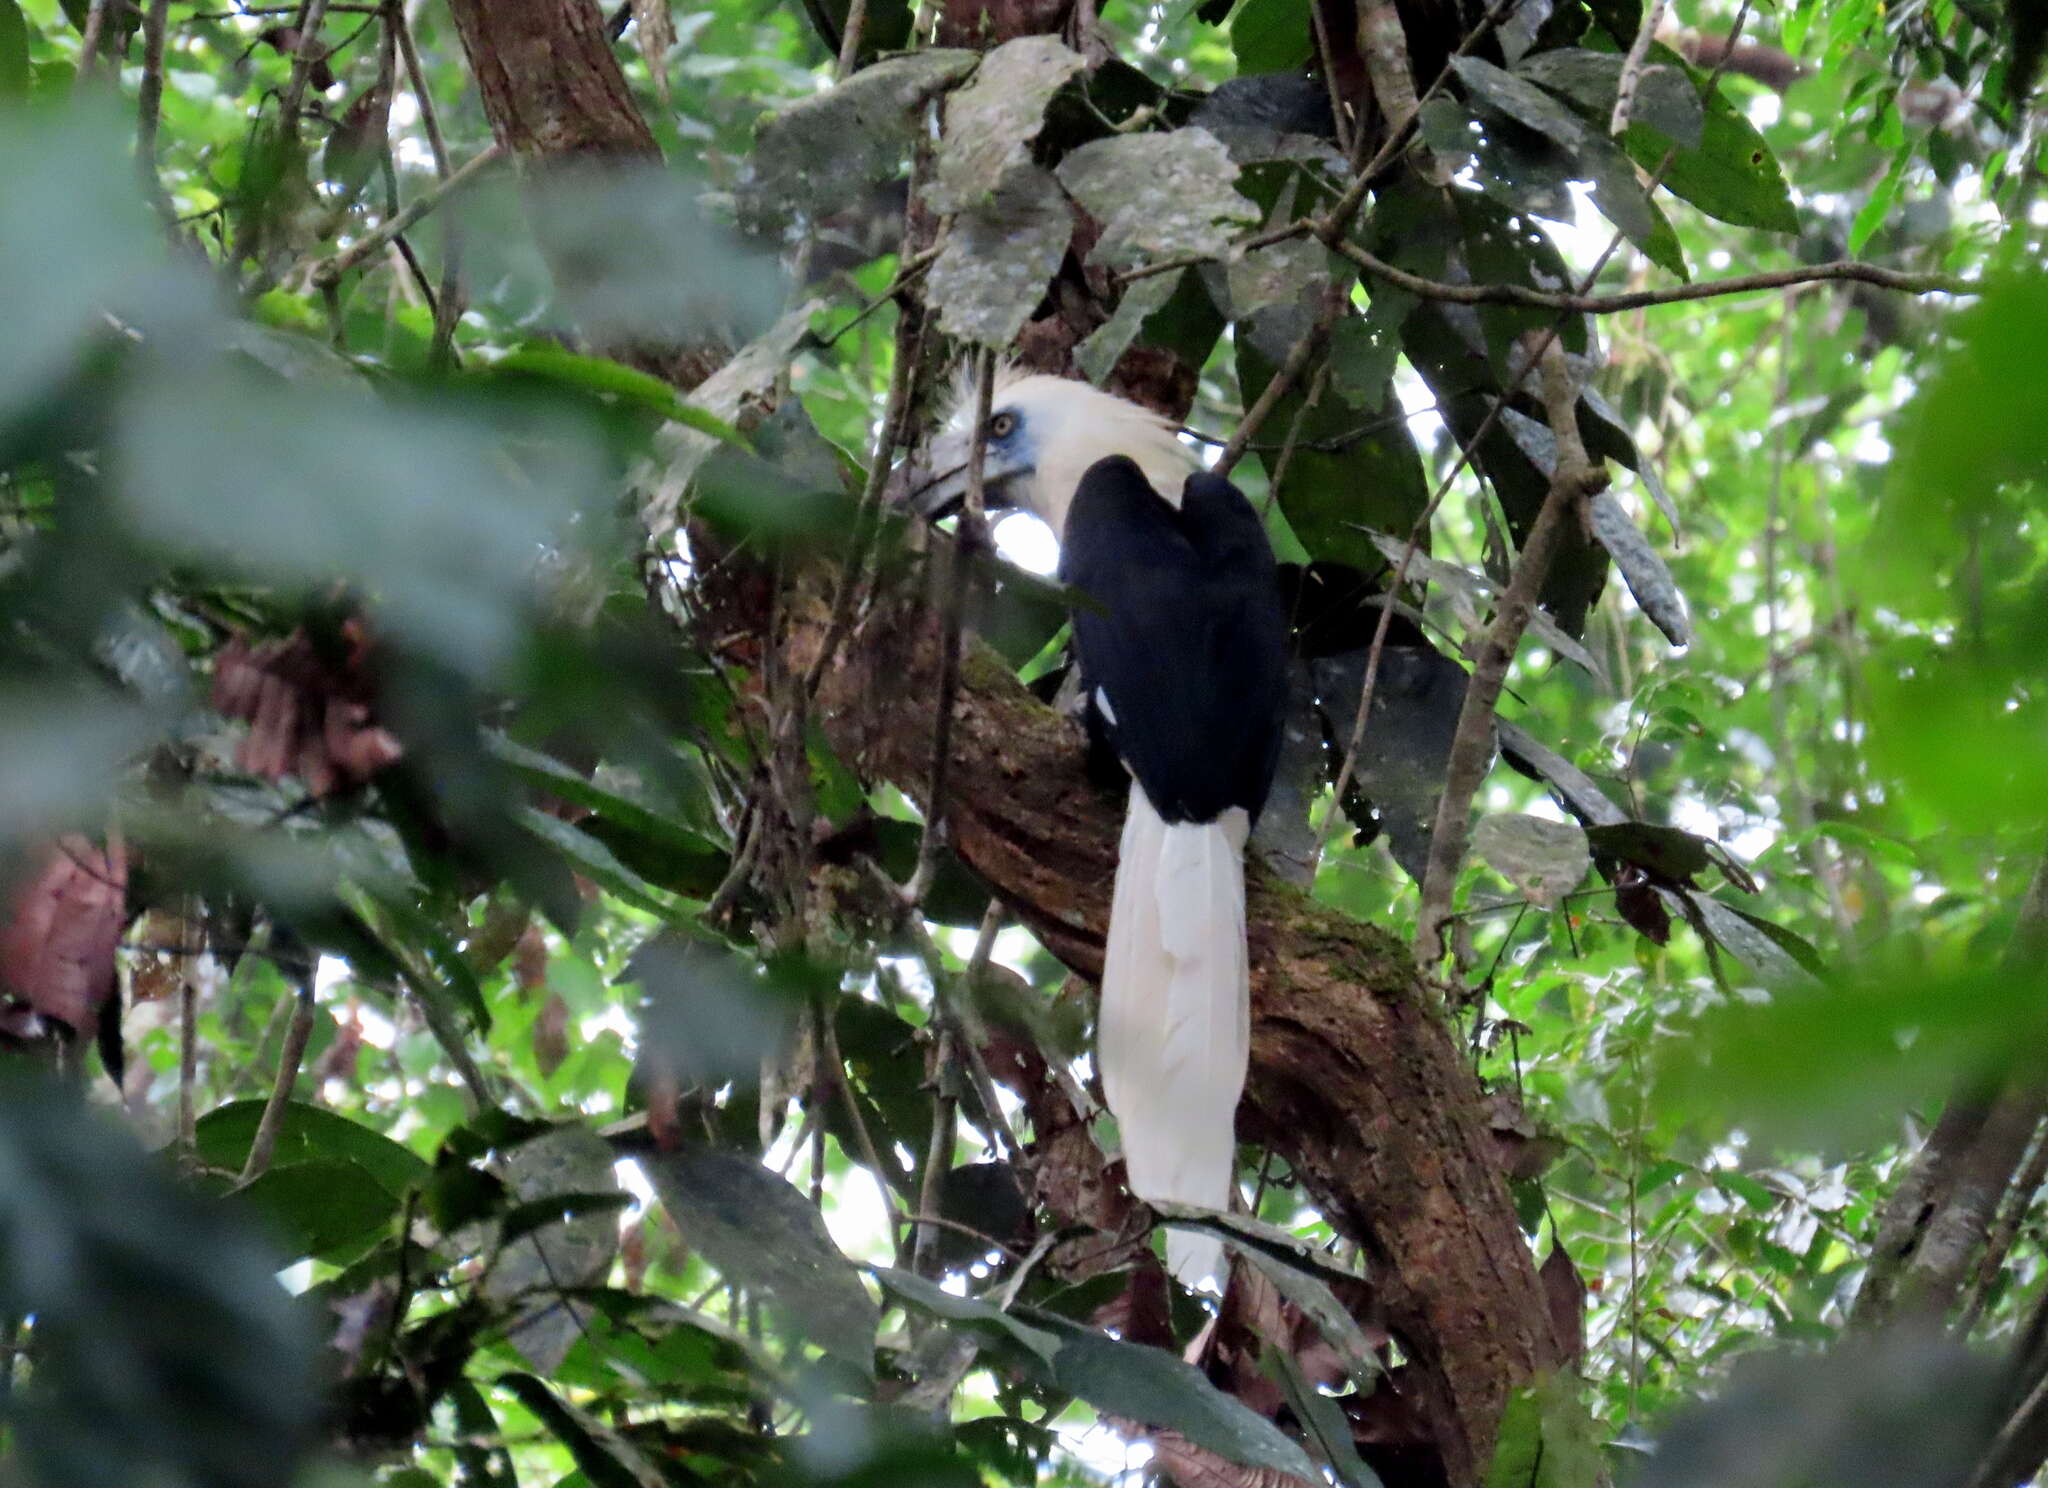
[439,0,727,390]
[442,0,655,161]
[794,577,1559,1483]
[1859,845,2048,1328]
[439,1,1558,1474]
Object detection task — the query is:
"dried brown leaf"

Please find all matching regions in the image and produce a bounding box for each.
[1539,1242,1586,1366]
[0,835,131,1036]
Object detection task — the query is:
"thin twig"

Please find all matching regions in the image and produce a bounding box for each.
[801,277,933,702]
[1413,343,1606,960]
[816,245,942,348]
[1257,359,1331,518]
[1308,0,1354,157]
[177,949,200,1158]
[702,788,766,922]
[1609,0,1671,137]
[1957,1119,2048,1332]
[1332,241,1970,311]
[1216,284,1344,478]
[1313,0,1764,883]
[75,0,113,83]
[135,0,175,218]
[819,1000,909,1242]
[901,349,993,907]
[237,981,317,1185]
[902,1212,1029,1260]
[311,142,506,288]
[911,1024,959,1275]
[275,0,333,132]
[833,0,869,79]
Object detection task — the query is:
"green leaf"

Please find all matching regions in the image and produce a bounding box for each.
[741,50,978,231]
[927,164,1072,347]
[1848,142,1911,256]
[1658,958,2048,1148]
[0,0,31,98]
[490,735,722,858]
[1452,56,1687,277]
[1517,48,1703,146]
[1484,1374,1604,1488]
[518,806,687,917]
[1024,1315,1321,1480]
[1228,0,1310,75]
[483,1123,624,1375]
[500,1373,668,1488]
[1055,129,1259,270]
[1267,1345,1383,1488]
[0,104,166,421]
[369,891,494,1033]
[232,1158,402,1263]
[1155,1206,1380,1392]
[1236,332,1429,573]
[927,36,1084,214]
[485,346,747,446]
[642,1149,879,1376]
[873,1267,1063,1365]
[1622,61,1798,232]
[193,1099,430,1196]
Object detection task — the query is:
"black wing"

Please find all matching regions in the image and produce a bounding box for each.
[1058,457,1289,825]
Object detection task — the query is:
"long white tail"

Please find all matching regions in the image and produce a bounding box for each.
[1098,782,1250,1287]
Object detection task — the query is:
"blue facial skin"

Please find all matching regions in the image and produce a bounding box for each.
[983,409,1033,488]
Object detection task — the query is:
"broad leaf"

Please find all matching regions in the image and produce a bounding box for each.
[643,1148,879,1376]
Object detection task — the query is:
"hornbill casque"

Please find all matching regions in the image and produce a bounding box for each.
[895,372,1289,1284]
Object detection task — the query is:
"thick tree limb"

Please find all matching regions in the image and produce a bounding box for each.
[1859,842,2048,1327]
[789,582,1560,1484]
[440,0,726,389]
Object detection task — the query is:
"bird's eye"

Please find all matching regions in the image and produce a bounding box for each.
[988,412,1017,439]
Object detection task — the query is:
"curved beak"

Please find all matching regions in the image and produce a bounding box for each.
[885,429,1031,523]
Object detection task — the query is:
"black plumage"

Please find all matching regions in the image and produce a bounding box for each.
[1058,456,1290,826]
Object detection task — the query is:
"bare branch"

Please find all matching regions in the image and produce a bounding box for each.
[1333,240,1970,311]
[237,982,317,1186]
[311,142,506,289]
[1414,341,1608,961]
[276,0,334,134]
[902,349,994,908]
[1609,0,1671,136]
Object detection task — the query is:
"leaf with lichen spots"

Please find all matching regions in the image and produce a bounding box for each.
[928,37,1083,215]
[1055,128,1258,270]
[927,165,1071,348]
[1224,233,1327,324]
[1076,269,1181,384]
[1473,813,1590,907]
[741,50,977,231]
[1585,491,1691,646]
[480,1124,622,1374]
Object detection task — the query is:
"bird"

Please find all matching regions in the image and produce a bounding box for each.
[893,370,1290,1285]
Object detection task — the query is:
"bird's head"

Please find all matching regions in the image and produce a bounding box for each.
[890,370,1196,538]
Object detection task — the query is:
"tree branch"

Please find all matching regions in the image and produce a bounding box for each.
[787,579,1560,1482]
[1414,342,1608,961]
[1333,240,1971,311]
[311,142,506,289]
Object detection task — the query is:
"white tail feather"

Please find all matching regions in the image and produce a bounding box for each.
[1098,783,1250,1288]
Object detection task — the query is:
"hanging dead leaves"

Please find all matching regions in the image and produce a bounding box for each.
[0,834,131,1050]
[210,621,402,797]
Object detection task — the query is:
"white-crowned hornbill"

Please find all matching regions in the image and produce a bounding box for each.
[896,372,1289,1284]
